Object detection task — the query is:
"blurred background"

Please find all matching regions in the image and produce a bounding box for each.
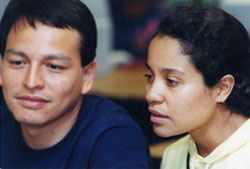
[0,0,250,168]
[0,0,249,73]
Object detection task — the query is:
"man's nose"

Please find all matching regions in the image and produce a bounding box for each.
[24,63,45,90]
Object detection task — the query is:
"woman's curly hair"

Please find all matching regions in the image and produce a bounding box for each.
[153,4,250,116]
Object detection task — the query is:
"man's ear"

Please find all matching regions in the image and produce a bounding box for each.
[0,58,3,86]
[215,74,235,103]
[81,61,97,95]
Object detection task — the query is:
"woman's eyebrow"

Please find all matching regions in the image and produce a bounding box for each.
[145,62,151,70]
[145,61,185,75]
[160,68,185,75]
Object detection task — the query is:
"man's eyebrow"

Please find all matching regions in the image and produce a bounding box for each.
[5,48,71,62]
[5,48,28,58]
[45,55,71,62]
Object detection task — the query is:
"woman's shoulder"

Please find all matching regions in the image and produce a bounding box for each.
[161,135,190,169]
[166,135,190,151]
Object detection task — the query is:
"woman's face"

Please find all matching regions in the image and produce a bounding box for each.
[145,35,219,137]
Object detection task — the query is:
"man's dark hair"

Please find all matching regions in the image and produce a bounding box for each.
[0,0,97,66]
[153,4,250,116]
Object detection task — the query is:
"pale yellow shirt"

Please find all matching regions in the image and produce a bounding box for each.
[161,118,250,169]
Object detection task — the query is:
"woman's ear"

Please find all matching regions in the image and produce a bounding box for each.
[215,74,235,103]
[81,61,97,95]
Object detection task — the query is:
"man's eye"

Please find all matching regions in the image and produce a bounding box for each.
[9,60,26,67]
[9,60,24,65]
[48,64,65,70]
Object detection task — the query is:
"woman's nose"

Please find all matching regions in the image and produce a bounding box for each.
[146,80,164,105]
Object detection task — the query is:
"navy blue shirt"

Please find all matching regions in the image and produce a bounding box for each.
[1,95,151,169]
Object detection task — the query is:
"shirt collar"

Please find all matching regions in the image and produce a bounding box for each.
[188,118,250,167]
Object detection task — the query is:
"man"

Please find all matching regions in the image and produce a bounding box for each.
[0,0,151,168]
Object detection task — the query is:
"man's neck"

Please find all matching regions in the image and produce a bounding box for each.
[20,100,82,150]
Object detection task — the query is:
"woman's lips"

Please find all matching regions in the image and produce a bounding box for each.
[17,95,49,110]
[149,109,169,123]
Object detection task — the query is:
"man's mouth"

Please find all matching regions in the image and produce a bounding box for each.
[17,95,49,110]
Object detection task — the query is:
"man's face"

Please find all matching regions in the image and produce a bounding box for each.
[0,19,95,127]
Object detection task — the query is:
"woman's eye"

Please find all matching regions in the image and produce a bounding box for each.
[144,74,154,82]
[144,74,152,79]
[166,79,179,86]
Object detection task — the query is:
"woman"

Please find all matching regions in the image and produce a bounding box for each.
[145,4,250,169]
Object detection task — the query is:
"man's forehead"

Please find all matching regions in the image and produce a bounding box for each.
[11,18,75,33]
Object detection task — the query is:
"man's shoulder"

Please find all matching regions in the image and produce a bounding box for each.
[83,94,125,111]
[78,95,143,137]
[82,95,134,125]
[80,96,151,169]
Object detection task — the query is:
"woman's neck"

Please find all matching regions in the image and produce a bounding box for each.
[190,109,248,157]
